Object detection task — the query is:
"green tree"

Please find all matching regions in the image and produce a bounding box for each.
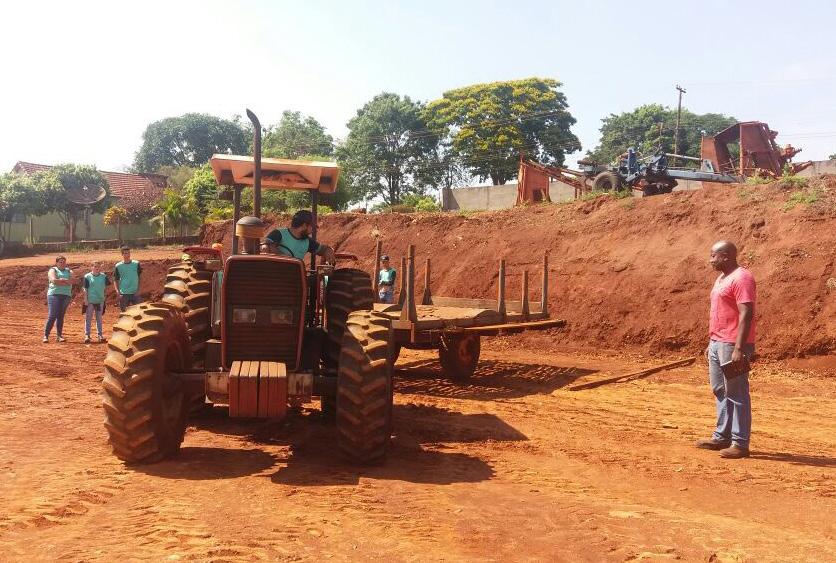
[156,165,198,190]
[425,78,581,185]
[587,104,737,164]
[182,163,220,216]
[829,153,836,160]
[339,92,439,205]
[133,113,249,172]
[152,189,201,237]
[263,111,334,159]
[37,165,110,242]
[0,173,48,243]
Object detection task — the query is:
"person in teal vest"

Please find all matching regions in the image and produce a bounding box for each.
[378,255,397,304]
[83,262,111,343]
[262,209,335,263]
[114,246,142,311]
[43,255,73,343]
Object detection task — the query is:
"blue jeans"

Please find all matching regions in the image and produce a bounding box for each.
[86,303,104,338]
[378,286,394,304]
[119,293,140,311]
[707,340,754,448]
[44,294,71,338]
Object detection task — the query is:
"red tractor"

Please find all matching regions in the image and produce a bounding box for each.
[102,110,388,465]
[102,110,567,467]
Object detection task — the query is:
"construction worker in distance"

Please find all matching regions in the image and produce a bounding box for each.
[377,255,397,304]
[262,209,336,264]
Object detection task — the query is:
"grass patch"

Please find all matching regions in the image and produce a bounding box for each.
[783,188,820,211]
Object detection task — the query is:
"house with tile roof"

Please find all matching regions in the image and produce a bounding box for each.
[6,162,167,242]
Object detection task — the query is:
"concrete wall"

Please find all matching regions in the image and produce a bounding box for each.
[4,211,158,243]
[798,159,836,177]
[442,180,577,211]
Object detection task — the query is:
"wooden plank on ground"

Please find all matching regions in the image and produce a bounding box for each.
[569,357,697,391]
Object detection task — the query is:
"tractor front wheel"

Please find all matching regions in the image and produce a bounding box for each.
[337,310,393,464]
[438,333,481,380]
[102,303,192,464]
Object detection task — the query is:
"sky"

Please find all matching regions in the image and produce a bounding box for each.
[2,0,835,176]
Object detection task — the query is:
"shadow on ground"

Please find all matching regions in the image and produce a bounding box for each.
[750,451,836,468]
[395,358,596,400]
[136,446,278,480]
[146,401,519,485]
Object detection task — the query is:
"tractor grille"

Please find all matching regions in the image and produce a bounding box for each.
[223,257,306,370]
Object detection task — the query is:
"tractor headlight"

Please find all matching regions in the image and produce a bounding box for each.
[270,307,294,325]
[232,308,257,324]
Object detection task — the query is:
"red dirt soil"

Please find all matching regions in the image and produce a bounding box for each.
[201,177,836,360]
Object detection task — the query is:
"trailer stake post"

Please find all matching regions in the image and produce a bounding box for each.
[521,270,530,321]
[497,259,506,321]
[400,245,417,323]
[541,252,549,315]
[421,258,432,305]
[398,256,406,306]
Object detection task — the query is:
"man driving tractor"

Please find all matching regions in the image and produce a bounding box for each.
[262,209,336,264]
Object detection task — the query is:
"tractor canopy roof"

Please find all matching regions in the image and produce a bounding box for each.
[210,154,340,193]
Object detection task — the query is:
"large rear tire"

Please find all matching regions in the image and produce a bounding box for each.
[337,310,393,464]
[160,261,213,363]
[102,303,192,464]
[592,171,622,192]
[324,268,374,367]
[438,333,481,380]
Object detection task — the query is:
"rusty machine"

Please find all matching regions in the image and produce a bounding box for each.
[515,121,812,201]
[102,109,564,466]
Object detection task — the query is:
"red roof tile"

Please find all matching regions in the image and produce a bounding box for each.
[12,161,166,211]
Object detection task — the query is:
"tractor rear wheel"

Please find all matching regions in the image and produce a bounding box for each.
[438,333,481,380]
[592,171,622,192]
[160,261,213,363]
[322,268,374,416]
[102,303,192,464]
[337,310,393,464]
[325,268,375,366]
[161,261,213,413]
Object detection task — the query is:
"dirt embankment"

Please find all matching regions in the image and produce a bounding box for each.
[203,177,836,360]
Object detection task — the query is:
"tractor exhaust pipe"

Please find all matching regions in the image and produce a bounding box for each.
[235,109,266,254]
[246,109,262,219]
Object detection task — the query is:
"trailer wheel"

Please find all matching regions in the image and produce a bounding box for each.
[592,171,622,192]
[439,333,481,380]
[337,310,393,464]
[102,303,192,464]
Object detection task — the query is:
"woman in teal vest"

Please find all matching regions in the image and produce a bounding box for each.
[44,256,73,343]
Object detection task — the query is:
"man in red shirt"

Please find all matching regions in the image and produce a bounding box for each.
[696,240,756,459]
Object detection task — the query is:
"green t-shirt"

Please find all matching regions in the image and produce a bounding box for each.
[114,260,141,295]
[264,228,320,260]
[83,272,109,304]
[47,267,72,296]
[378,268,397,286]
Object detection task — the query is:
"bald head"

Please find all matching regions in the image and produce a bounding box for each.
[710,240,738,273]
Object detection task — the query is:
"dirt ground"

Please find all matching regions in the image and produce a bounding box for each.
[0,295,833,562]
[2,184,834,561]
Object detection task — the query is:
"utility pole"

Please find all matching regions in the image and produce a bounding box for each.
[673,84,686,163]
